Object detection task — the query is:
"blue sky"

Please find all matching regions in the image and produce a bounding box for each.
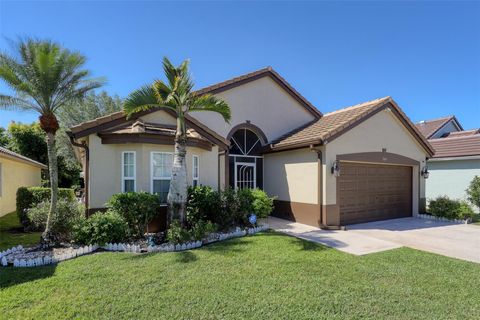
[0,1,479,129]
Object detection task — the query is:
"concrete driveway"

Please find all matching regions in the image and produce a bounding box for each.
[267,216,480,263]
[348,218,480,263]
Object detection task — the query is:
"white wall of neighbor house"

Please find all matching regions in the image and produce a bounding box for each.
[426,158,480,211]
[263,148,319,204]
[430,120,461,138]
[191,76,316,141]
[88,134,219,208]
[324,109,429,214]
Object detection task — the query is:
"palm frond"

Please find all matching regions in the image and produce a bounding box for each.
[0,94,40,112]
[189,93,231,123]
[123,85,162,118]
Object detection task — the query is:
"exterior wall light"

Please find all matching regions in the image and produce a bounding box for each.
[331,160,340,177]
[421,166,429,179]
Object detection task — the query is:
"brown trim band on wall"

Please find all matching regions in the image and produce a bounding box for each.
[337,152,420,166]
[272,200,321,227]
[98,133,213,151]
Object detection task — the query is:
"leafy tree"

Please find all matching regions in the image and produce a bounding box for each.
[466,176,480,211]
[6,122,81,187]
[0,127,9,147]
[56,91,122,167]
[0,38,103,245]
[124,57,231,225]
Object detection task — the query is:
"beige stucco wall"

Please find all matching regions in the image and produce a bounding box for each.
[138,110,177,126]
[88,134,219,208]
[324,109,428,215]
[263,148,319,204]
[0,157,43,216]
[191,76,316,141]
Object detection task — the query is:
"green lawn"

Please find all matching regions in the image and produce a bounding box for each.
[1,232,479,319]
[0,211,41,251]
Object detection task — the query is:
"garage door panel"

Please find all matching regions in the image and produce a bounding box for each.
[339,162,412,225]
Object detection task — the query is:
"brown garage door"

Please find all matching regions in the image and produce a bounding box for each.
[338,162,412,225]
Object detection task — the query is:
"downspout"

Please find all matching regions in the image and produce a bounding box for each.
[310,145,323,227]
[68,132,89,216]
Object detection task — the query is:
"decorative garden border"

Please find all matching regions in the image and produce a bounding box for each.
[0,224,269,268]
[415,213,471,224]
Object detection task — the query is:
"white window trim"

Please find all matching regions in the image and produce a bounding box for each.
[150,152,173,200]
[121,151,136,192]
[192,155,199,186]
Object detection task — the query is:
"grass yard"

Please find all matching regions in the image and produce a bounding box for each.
[0,211,41,251]
[1,232,479,319]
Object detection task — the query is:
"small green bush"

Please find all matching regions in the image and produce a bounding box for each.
[250,188,275,219]
[190,220,217,241]
[428,196,475,220]
[73,211,129,245]
[107,192,160,238]
[166,220,193,243]
[26,199,83,240]
[466,176,480,210]
[16,187,75,228]
[186,185,221,226]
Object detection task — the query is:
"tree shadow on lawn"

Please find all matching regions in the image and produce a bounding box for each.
[258,231,333,252]
[0,264,56,289]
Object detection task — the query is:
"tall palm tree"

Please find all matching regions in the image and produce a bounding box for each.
[124,57,231,225]
[0,39,104,245]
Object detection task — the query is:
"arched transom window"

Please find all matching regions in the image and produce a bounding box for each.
[229,128,263,156]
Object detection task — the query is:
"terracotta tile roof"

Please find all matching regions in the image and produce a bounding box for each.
[415,116,461,138]
[100,121,208,141]
[0,146,47,169]
[429,132,480,158]
[440,129,480,138]
[269,96,434,155]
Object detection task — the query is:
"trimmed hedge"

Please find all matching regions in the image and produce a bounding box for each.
[428,196,475,220]
[16,187,76,229]
[73,211,129,245]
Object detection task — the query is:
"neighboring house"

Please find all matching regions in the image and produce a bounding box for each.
[0,146,47,216]
[69,67,434,229]
[416,116,480,211]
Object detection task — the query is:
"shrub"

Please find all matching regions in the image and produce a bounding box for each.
[186,185,221,226]
[107,192,160,238]
[428,196,475,220]
[466,176,480,210]
[16,187,75,228]
[166,220,193,243]
[73,211,129,245]
[26,199,83,240]
[250,188,275,219]
[190,220,217,241]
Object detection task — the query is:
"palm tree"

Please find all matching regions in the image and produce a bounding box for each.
[0,39,104,245]
[124,57,231,225]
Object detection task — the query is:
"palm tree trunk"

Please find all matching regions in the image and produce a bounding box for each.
[167,115,188,225]
[42,131,58,246]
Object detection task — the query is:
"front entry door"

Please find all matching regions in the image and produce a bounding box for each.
[235,162,256,190]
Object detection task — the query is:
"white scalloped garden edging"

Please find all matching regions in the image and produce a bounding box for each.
[415,213,470,224]
[0,224,269,268]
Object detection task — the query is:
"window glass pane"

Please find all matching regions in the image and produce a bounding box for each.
[193,156,199,179]
[124,179,135,192]
[153,153,173,178]
[123,153,134,178]
[153,179,170,203]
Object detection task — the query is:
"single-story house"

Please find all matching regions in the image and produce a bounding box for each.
[0,146,47,216]
[415,116,480,211]
[69,67,434,229]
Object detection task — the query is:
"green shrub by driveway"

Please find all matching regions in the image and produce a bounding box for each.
[1,233,479,319]
[428,196,475,220]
